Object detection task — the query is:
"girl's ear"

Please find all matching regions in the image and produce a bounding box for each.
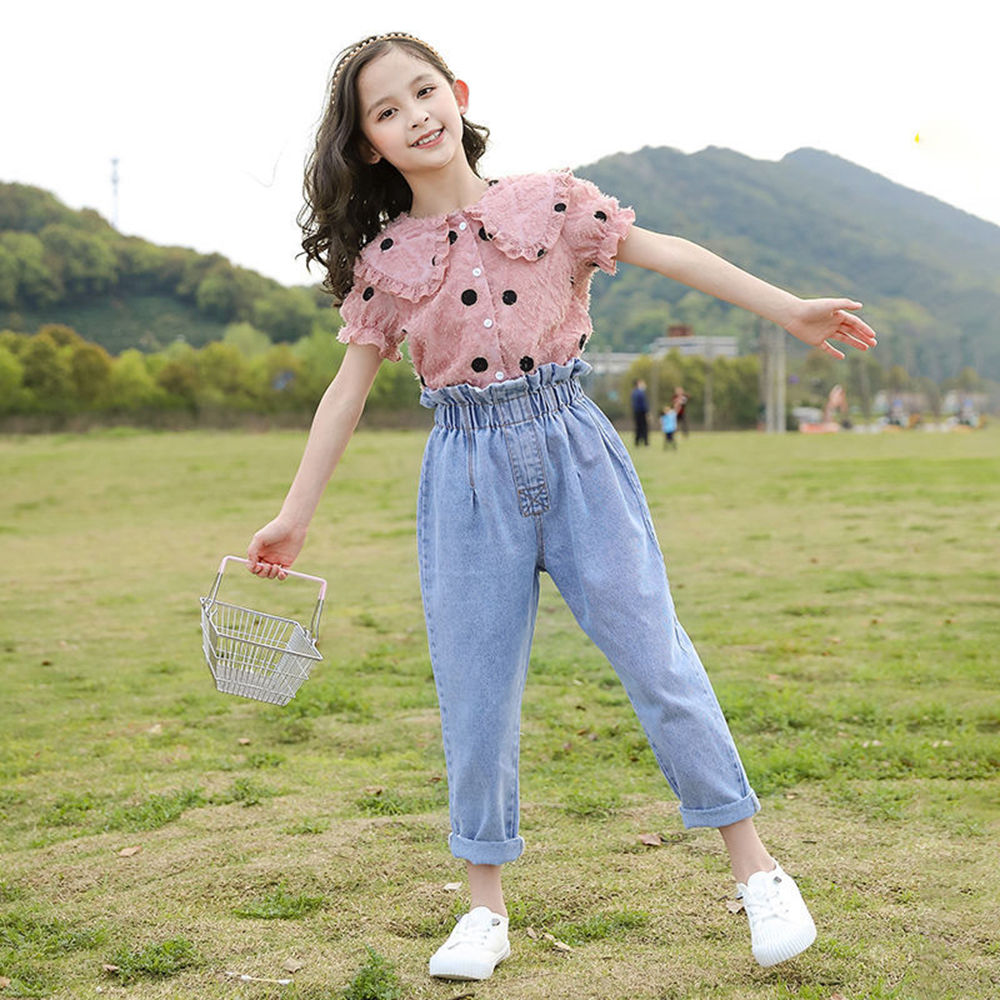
[359,137,382,165]
[453,79,470,114]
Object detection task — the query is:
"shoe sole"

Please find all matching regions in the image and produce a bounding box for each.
[753,922,817,967]
[429,942,511,980]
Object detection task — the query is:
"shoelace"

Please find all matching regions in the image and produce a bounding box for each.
[743,874,793,921]
[447,914,501,949]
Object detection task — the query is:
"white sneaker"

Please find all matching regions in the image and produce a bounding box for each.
[737,860,817,967]
[428,906,511,980]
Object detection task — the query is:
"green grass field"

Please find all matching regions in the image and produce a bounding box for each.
[1,424,998,999]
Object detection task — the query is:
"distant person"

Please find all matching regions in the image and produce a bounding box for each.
[631,378,650,445]
[889,395,906,427]
[661,405,678,449]
[672,385,690,436]
[247,32,877,983]
[959,395,978,427]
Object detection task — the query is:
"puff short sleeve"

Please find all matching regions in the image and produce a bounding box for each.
[336,279,404,362]
[561,173,635,276]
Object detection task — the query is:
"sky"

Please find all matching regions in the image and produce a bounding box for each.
[3,1,997,288]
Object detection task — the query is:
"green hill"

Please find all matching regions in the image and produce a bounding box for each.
[4,149,1000,381]
[579,146,1000,380]
[0,183,323,354]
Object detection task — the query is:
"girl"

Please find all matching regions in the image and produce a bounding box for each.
[248,33,877,982]
[661,405,678,450]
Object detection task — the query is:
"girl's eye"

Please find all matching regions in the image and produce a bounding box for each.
[377,108,395,121]
[417,86,435,98]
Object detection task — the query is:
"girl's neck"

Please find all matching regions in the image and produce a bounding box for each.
[407,161,490,220]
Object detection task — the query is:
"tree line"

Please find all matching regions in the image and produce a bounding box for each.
[0,322,419,427]
[614,344,990,429]
[2,319,990,431]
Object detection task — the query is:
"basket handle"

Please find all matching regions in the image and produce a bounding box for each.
[218,555,328,599]
[208,556,328,640]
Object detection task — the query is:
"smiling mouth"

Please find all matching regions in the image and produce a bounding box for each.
[412,128,443,147]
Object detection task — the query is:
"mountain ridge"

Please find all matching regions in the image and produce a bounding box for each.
[577,145,1000,378]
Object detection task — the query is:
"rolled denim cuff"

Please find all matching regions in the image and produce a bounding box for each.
[679,789,760,829]
[449,832,525,865]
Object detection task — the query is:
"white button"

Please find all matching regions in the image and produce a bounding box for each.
[459,221,467,230]
[495,371,505,380]
[483,318,493,328]
[473,267,482,277]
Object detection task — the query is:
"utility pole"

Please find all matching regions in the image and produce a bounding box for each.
[649,341,659,418]
[859,355,871,419]
[762,324,786,433]
[776,326,786,432]
[110,157,120,229]
[703,336,714,431]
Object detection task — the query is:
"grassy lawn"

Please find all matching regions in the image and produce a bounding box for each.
[1,423,998,999]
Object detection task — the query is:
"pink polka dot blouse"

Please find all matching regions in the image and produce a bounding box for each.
[336,171,635,389]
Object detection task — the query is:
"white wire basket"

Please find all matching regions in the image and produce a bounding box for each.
[200,555,326,706]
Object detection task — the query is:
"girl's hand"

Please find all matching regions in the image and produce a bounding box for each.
[784,299,877,359]
[247,517,308,580]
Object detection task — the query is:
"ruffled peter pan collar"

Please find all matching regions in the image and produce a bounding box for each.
[353,171,574,303]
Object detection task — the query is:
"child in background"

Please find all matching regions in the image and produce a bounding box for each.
[661,405,678,449]
[247,33,877,982]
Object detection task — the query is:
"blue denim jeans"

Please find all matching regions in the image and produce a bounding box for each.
[417,360,759,865]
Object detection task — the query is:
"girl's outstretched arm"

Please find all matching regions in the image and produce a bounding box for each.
[247,342,383,578]
[615,226,877,358]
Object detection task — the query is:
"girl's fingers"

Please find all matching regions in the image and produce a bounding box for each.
[830,317,877,351]
[834,327,871,349]
[250,559,287,580]
[837,310,878,341]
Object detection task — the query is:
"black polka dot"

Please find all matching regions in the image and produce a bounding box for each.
[380,237,394,251]
[471,357,488,373]
[537,248,546,258]
[519,356,534,372]
[594,210,607,221]
[362,286,374,301]
[579,335,587,349]
[419,375,427,387]
[502,289,517,305]
[431,256,437,266]
[488,179,499,186]
[448,230,458,244]
[554,202,566,212]
[479,227,492,241]
[569,276,575,286]
[461,289,478,306]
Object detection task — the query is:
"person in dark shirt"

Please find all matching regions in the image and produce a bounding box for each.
[631,379,649,445]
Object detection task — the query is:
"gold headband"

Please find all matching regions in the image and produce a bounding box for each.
[330,33,450,105]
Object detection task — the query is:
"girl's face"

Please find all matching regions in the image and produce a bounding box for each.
[356,46,469,181]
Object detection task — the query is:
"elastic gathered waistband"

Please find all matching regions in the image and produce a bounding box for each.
[421,359,591,429]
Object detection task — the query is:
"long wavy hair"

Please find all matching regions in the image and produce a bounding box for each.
[299,35,490,303]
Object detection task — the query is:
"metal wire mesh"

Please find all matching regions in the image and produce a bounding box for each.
[201,598,321,706]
